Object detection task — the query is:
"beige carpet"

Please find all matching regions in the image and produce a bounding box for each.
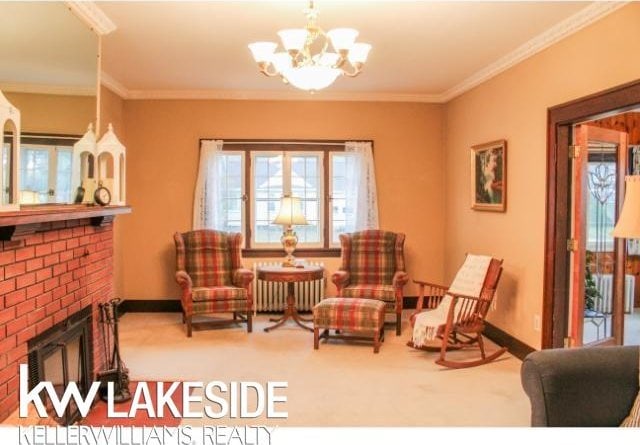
[118,312,531,426]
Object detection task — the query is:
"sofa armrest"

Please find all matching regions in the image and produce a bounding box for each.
[521,346,639,427]
[331,271,350,290]
[233,268,255,288]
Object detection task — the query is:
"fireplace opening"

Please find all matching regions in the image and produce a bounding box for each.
[27,306,93,425]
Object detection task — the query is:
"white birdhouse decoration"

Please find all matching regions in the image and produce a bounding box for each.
[0,90,20,212]
[96,123,126,205]
[72,123,97,204]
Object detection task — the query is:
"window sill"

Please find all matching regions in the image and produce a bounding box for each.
[242,248,341,258]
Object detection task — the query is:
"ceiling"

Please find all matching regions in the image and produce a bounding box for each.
[98,1,621,102]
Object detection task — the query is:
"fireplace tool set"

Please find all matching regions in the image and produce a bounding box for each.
[98,298,131,402]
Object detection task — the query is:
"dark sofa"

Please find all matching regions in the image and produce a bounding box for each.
[521,346,639,426]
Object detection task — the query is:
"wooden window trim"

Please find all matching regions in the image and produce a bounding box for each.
[199,138,373,253]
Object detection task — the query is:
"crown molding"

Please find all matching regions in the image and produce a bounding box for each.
[0,82,96,97]
[99,1,627,104]
[439,1,628,102]
[66,1,116,36]
[100,72,131,99]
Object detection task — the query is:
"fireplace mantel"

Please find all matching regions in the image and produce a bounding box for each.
[0,205,131,240]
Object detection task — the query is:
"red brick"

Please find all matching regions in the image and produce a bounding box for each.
[5,316,27,336]
[36,317,53,335]
[35,243,53,258]
[2,240,23,250]
[35,290,52,308]
[0,335,16,354]
[72,226,85,237]
[14,247,34,262]
[45,300,61,316]
[16,324,36,344]
[66,280,80,293]
[61,293,75,307]
[43,230,59,242]
[27,307,46,325]
[59,250,73,262]
[5,289,26,307]
[25,282,44,300]
[4,262,25,279]
[0,391,18,416]
[36,267,52,282]
[52,285,67,300]
[78,235,92,246]
[51,240,66,253]
[73,268,86,279]
[43,253,60,267]
[53,309,68,325]
[24,233,43,246]
[25,257,43,272]
[6,345,26,365]
[6,376,18,394]
[59,272,73,285]
[67,259,80,271]
[44,277,59,292]
[16,299,36,317]
[0,251,15,266]
[15,272,36,289]
[58,228,72,239]
[0,307,15,325]
[53,263,67,276]
[0,278,15,295]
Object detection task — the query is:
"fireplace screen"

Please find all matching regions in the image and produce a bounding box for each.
[28,306,92,425]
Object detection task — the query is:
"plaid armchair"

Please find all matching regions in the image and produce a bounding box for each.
[174,230,254,337]
[331,230,409,335]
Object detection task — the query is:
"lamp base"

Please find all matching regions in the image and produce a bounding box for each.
[281,226,298,268]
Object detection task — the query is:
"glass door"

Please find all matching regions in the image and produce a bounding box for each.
[568,124,628,346]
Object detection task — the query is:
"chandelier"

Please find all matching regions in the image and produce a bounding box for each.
[248,1,371,92]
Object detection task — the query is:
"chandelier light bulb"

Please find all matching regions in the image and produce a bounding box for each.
[248,1,371,92]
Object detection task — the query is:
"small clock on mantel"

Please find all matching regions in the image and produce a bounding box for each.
[94,186,111,206]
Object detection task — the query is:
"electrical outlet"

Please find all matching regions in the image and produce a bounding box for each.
[533,315,541,332]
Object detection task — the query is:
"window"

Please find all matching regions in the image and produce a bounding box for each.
[20,144,73,204]
[586,160,617,251]
[208,142,372,252]
[4,134,77,204]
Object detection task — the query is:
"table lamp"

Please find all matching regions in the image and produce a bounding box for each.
[272,195,308,267]
[612,176,640,238]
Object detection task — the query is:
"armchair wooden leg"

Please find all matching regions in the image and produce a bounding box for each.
[233,312,237,321]
[314,328,319,350]
[247,310,253,333]
[187,315,193,337]
[182,311,186,324]
[373,330,380,354]
[396,313,402,336]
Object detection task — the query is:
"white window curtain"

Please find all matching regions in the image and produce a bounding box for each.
[344,141,379,232]
[192,139,225,230]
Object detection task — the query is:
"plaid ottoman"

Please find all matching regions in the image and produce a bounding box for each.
[312,297,386,353]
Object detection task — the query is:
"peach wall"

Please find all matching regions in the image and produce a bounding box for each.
[5,91,95,135]
[117,99,445,300]
[444,4,640,349]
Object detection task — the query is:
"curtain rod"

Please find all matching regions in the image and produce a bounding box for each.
[221,141,347,146]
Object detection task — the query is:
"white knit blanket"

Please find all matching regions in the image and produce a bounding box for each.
[412,255,492,347]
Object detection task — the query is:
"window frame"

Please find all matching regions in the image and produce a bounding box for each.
[6,133,79,205]
[202,139,373,257]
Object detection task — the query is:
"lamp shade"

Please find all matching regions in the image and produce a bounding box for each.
[612,175,640,238]
[272,196,308,226]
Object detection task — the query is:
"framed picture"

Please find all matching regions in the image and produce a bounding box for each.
[471,139,507,212]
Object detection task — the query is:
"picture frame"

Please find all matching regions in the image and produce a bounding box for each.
[471,139,507,212]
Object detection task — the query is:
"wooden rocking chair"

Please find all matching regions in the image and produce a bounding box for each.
[409,256,506,369]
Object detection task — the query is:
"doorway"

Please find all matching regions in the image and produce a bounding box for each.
[544,79,640,349]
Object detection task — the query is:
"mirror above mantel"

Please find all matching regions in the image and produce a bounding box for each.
[0,1,99,205]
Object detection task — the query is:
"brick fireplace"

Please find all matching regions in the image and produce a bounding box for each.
[0,208,127,423]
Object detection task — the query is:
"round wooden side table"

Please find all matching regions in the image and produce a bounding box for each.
[257,264,324,332]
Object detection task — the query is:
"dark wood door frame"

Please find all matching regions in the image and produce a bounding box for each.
[544,78,640,349]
